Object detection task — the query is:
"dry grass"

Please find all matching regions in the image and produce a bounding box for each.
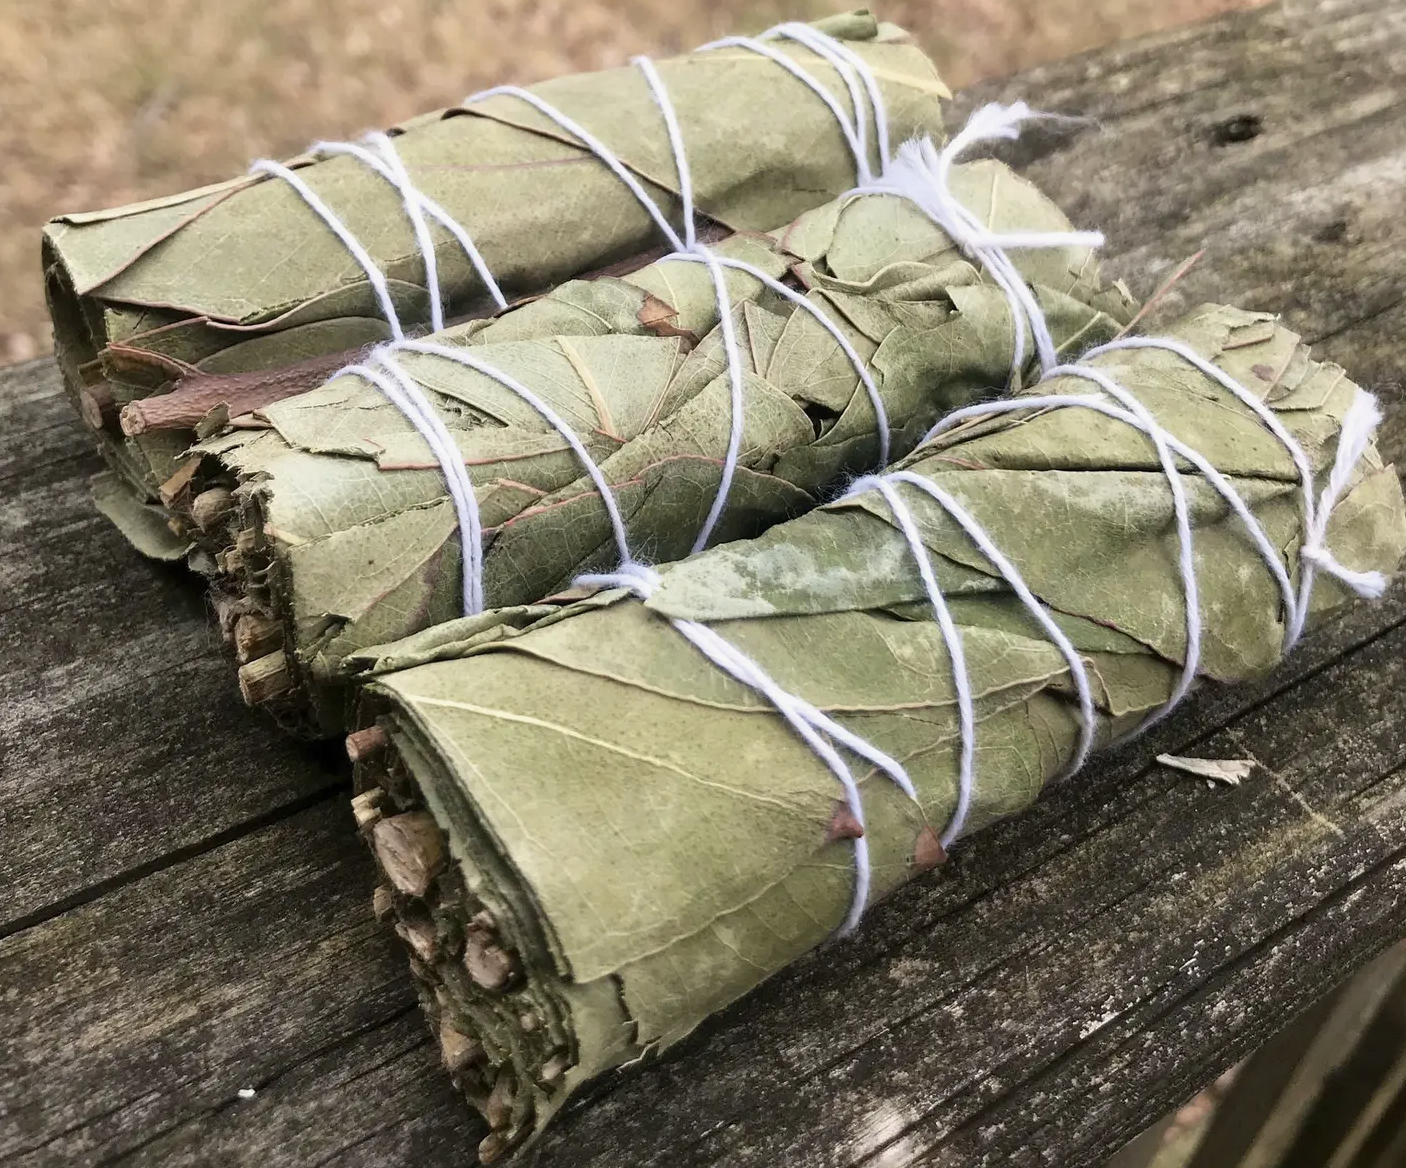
[0,0,1258,361]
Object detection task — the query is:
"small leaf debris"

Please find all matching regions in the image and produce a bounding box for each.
[1157,753,1256,788]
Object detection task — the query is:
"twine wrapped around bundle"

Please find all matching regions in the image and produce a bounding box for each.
[344,302,1405,1158]
[178,148,1130,735]
[43,13,948,550]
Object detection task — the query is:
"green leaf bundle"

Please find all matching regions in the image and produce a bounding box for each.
[42,14,949,548]
[180,160,1131,735]
[344,303,1406,1159]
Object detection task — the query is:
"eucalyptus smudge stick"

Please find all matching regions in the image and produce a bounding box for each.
[43,13,949,553]
[183,159,1132,735]
[345,304,1405,1158]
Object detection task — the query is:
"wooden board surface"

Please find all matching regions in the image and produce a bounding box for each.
[2,0,1405,1163]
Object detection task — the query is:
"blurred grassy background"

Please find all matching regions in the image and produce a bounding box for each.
[0,0,1260,361]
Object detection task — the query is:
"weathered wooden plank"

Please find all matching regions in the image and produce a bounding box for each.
[0,800,474,1166]
[4,592,1403,1167]
[0,362,344,930]
[966,0,1406,399]
[1,0,1405,1165]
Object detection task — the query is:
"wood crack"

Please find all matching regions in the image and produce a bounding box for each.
[1305,292,1406,347]
[88,1006,424,1168]
[0,781,345,942]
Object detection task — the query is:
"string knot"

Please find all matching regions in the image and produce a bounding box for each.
[573,561,663,600]
[1300,545,1388,597]
[1294,387,1389,602]
[841,473,886,502]
[852,104,1103,380]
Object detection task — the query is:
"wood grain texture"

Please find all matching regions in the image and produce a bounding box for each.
[1,0,1405,1164]
[0,360,343,932]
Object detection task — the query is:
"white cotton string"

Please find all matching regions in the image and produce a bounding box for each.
[569,346,1333,916]
[463,84,686,253]
[761,24,871,174]
[252,21,898,348]
[918,375,1384,722]
[252,24,888,362]
[763,22,892,169]
[326,132,510,314]
[923,389,1293,726]
[250,157,410,341]
[528,87,1385,936]
[853,104,1104,382]
[1300,390,1390,606]
[634,44,905,545]
[862,476,975,843]
[1085,336,1387,642]
[633,55,698,252]
[334,44,888,619]
[1042,365,1203,715]
[341,357,486,613]
[628,55,747,552]
[258,31,903,617]
[661,251,893,467]
[631,37,903,547]
[321,58,698,616]
[252,133,510,340]
[572,561,919,935]
[252,61,694,346]
[317,135,445,333]
[384,337,635,563]
[855,469,1098,782]
[698,31,874,182]
[686,250,745,553]
[924,393,1300,632]
[396,36,896,564]
[808,368,1382,854]
[668,368,1382,887]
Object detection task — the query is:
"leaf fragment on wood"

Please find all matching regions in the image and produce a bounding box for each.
[1157,754,1257,785]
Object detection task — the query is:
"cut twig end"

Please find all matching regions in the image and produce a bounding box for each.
[79,383,117,431]
[463,924,518,993]
[371,811,445,898]
[439,1014,482,1073]
[826,801,865,843]
[237,649,292,706]
[351,787,385,831]
[912,825,948,873]
[345,724,389,764]
[233,612,282,665]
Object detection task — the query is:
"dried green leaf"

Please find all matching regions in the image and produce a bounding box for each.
[351,304,1406,1147]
